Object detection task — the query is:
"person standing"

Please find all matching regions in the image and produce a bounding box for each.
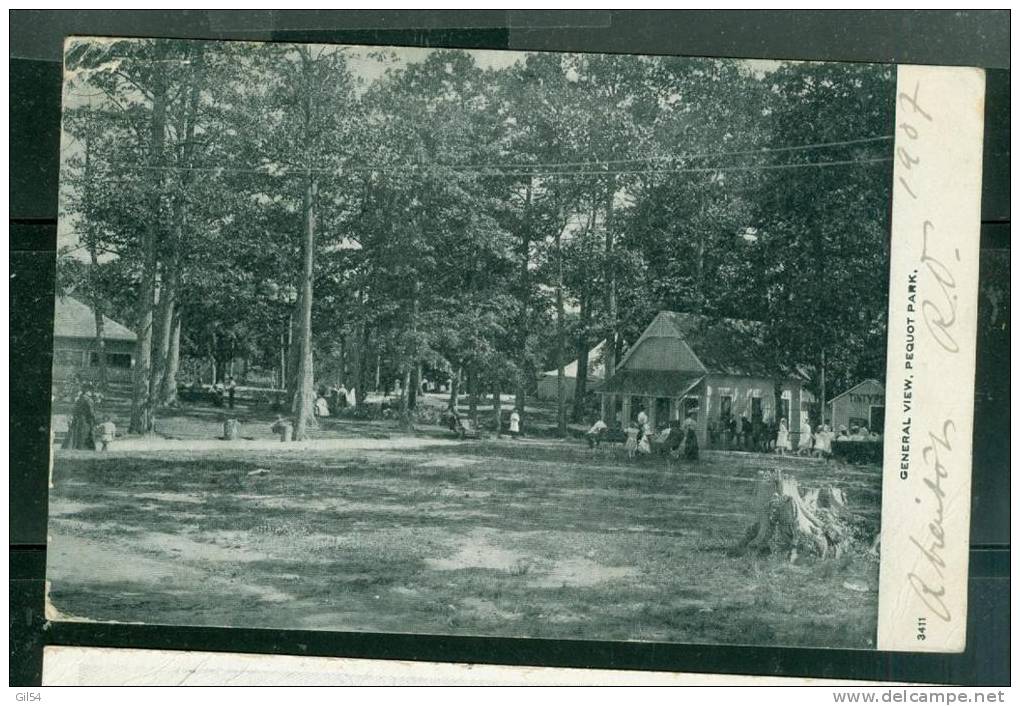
[681,413,699,461]
[226,376,237,409]
[798,417,814,456]
[624,423,639,459]
[96,416,116,452]
[775,417,792,455]
[63,384,97,450]
[509,408,521,439]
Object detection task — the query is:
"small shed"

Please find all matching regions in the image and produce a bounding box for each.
[827,379,886,433]
[52,296,136,382]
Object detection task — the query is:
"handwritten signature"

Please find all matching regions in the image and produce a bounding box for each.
[907,419,955,621]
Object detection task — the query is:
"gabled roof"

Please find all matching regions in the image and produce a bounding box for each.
[541,340,607,380]
[616,311,788,379]
[602,370,704,398]
[54,296,136,342]
[826,379,885,406]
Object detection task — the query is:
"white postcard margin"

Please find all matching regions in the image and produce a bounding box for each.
[40,646,895,686]
[876,64,985,652]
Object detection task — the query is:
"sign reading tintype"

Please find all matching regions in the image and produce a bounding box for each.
[46,37,983,664]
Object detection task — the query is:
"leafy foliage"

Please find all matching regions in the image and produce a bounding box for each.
[58,40,895,432]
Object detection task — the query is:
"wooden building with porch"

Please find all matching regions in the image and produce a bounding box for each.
[599,311,811,449]
[52,296,136,382]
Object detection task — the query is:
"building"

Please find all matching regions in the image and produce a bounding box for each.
[827,379,885,433]
[599,311,812,448]
[536,340,606,402]
[52,296,136,382]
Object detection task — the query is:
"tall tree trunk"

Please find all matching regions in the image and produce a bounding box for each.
[151,260,174,401]
[129,70,167,435]
[572,293,590,423]
[400,281,420,429]
[601,178,618,421]
[82,125,108,391]
[286,308,300,393]
[88,245,108,391]
[448,365,461,411]
[514,178,534,431]
[493,387,502,437]
[409,363,420,410]
[467,367,478,426]
[278,330,287,390]
[161,305,182,405]
[356,325,371,406]
[399,365,413,429]
[555,226,567,438]
[290,170,317,440]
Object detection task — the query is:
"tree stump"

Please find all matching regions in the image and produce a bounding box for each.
[739,469,856,561]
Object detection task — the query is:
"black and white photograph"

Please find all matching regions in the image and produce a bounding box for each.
[47,36,902,650]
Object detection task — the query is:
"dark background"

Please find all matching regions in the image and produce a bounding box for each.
[9,10,1010,686]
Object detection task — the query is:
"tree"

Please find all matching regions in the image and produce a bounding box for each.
[750,62,895,420]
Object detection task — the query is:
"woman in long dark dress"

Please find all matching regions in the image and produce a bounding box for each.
[681,414,699,461]
[63,386,97,450]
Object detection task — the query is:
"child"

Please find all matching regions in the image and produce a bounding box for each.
[509,408,521,439]
[814,424,833,460]
[96,417,116,452]
[775,418,791,455]
[798,418,814,456]
[624,424,639,459]
[636,429,652,456]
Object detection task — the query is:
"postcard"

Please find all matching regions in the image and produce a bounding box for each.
[46,37,983,655]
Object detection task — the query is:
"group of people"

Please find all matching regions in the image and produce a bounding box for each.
[587,409,699,462]
[444,407,523,438]
[61,382,116,451]
[710,413,883,459]
[708,413,785,453]
[313,382,352,419]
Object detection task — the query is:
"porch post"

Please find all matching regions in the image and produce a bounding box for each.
[621,395,632,427]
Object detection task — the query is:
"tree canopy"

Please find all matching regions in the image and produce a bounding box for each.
[58,39,895,434]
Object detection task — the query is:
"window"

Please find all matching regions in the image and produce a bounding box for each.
[719,395,732,419]
[682,396,699,421]
[54,349,85,366]
[107,353,132,369]
[88,352,133,369]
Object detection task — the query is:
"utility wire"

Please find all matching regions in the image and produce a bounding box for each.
[404,134,894,171]
[105,153,893,179]
[103,134,893,175]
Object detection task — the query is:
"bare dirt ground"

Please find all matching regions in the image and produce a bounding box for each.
[47,433,882,648]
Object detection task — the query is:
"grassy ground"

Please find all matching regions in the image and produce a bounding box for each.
[47,425,882,649]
